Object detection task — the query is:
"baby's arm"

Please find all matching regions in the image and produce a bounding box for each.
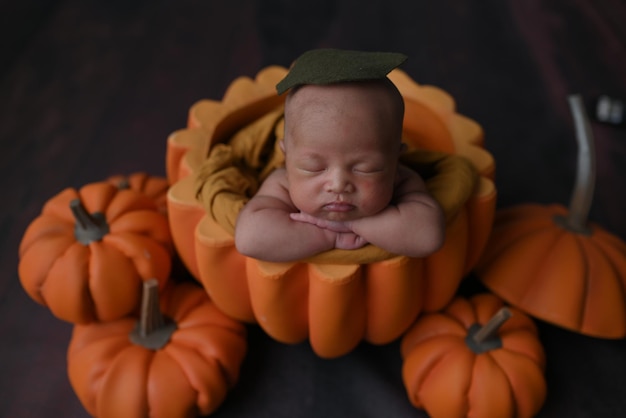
[347,165,445,258]
[234,169,364,262]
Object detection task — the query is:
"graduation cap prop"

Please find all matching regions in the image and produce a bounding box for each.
[276,48,408,95]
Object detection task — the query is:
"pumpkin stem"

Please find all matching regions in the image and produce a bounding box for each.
[555,94,595,235]
[116,177,131,190]
[70,198,110,244]
[465,307,512,354]
[129,279,177,350]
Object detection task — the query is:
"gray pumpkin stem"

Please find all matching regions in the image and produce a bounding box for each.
[465,307,512,354]
[558,95,596,234]
[472,307,512,345]
[129,279,177,350]
[70,198,110,244]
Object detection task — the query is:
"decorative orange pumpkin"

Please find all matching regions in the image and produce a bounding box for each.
[18,181,172,324]
[476,95,626,338]
[401,293,547,418]
[108,172,169,214]
[68,279,247,418]
[166,66,497,358]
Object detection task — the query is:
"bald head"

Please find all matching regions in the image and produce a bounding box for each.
[283,79,405,152]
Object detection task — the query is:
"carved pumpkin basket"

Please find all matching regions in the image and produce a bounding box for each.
[476,95,626,339]
[18,181,172,324]
[67,279,247,418]
[401,293,547,418]
[166,66,497,358]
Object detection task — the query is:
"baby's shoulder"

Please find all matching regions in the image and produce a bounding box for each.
[396,163,423,182]
[394,163,427,193]
[259,167,290,196]
[264,167,288,185]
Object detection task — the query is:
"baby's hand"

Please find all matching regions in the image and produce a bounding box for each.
[290,212,352,233]
[335,232,368,250]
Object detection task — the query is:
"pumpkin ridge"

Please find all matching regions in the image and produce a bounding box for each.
[86,241,140,322]
[500,330,546,366]
[163,286,211,322]
[466,353,514,418]
[573,233,592,330]
[78,183,118,214]
[166,341,233,392]
[97,345,153,416]
[517,228,570,307]
[18,215,73,255]
[403,335,465,407]
[173,309,247,336]
[468,351,518,417]
[422,336,470,384]
[43,242,97,321]
[160,343,225,415]
[489,349,547,418]
[19,234,76,303]
[104,189,158,223]
[421,344,474,416]
[401,315,466,356]
[170,328,245,387]
[72,325,135,354]
[577,238,626,336]
[108,211,171,246]
[68,330,133,414]
[102,233,172,282]
[590,235,626,293]
[484,217,559,265]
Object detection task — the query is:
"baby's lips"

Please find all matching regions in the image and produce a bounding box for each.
[323,202,355,212]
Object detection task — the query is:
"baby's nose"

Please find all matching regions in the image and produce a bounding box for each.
[327,170,354,193]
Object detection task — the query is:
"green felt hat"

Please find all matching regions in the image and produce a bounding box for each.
[276,48,408,95]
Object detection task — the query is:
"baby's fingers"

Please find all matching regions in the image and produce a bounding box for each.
[290,212,317,224]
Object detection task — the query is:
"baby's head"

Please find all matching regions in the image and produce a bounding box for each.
[280,78,406,221]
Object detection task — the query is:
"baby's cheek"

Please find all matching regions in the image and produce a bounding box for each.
[290,182,322,212]
[358,180,393,213]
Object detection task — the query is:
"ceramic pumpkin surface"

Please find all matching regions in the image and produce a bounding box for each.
[18,181,172,324]
[108,172,169,214]
[401,293,547,418]
[166,65,497,358]
[476,95,626,338]
[68,279,247,418]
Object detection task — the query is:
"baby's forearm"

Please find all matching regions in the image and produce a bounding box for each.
[235,208,337,262]
[349,200,445,258]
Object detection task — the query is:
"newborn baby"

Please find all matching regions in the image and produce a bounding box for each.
[234,49,445,262]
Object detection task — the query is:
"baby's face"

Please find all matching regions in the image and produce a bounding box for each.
[282,82,403,222]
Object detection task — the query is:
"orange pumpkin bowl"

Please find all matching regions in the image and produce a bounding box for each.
[166,66,496,358]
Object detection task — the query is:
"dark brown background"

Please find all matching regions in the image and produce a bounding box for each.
[2,0,626,417]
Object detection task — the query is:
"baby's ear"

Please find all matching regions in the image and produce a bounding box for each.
[279,139,286,153]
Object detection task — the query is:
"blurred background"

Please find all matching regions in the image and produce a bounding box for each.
[1,1,625,417]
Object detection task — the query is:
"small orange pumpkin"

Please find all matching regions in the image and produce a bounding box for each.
[67,279,247,418]
[401,293,547,418]
[18,181,172,324]
[107,172,169,214]
[476,95,626,338]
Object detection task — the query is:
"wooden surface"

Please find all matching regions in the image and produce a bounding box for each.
[2,0,626,416]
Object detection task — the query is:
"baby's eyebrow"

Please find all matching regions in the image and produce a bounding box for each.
[295,152,324,160]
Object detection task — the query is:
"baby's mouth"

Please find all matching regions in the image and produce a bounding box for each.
[323,202,355,212]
